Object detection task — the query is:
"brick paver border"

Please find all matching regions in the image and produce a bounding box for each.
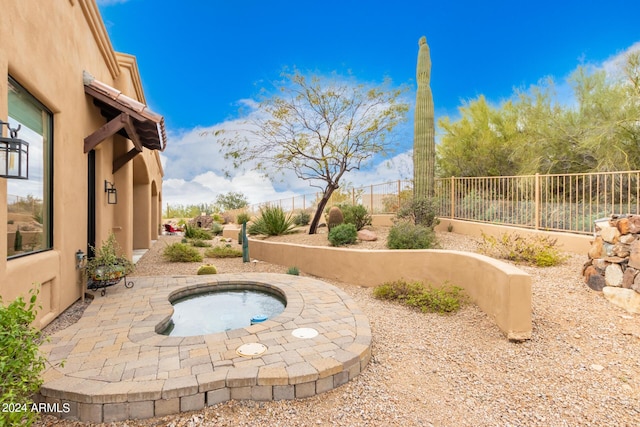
[38,273,371,422]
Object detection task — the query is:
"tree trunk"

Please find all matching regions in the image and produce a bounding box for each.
[308,187,336,234]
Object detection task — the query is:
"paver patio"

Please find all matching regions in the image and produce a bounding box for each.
[37,273,371,423]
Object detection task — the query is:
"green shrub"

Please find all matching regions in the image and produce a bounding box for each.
[181,237,188,244]
[248,206,296,236]
[236,212,251,225]
[397,197,440,228]
[336,204,372,231]
[387,222,438,249]
[327,206,344,231]
[184,223,213,240]
[0,287,47,427]
[210,222,224,236]
[373,280,466,314]
[293,211,311,226]
[286,266,300,275]
[204,245,243,258]
[328,223,358,246]
[197,264,218,275]
[163,243,203,262]
[190,239,212,248]
[478,232,568,267]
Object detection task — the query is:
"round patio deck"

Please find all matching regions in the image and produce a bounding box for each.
[38,273,371,423]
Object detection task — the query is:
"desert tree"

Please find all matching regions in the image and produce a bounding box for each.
[219,70,409,234]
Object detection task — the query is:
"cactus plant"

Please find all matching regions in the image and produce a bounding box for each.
[14,227,23,252]
[197,264,218,275]
[327,206,344,231]
[413,36,436,199]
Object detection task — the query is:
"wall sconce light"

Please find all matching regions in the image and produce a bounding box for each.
[0,120,29,179]
[104,180,117,204]
[75,249,86,269]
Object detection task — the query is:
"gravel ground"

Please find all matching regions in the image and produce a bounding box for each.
[37,229,640,426]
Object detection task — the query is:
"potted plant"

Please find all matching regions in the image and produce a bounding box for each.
[84,233,134,282]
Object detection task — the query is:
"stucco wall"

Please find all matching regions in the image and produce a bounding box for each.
[0,0,164,327]
[249,239,532,340]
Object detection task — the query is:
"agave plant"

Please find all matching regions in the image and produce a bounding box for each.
[247,206,296,236]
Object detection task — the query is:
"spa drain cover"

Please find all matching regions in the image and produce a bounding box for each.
[236,343,267,357]
[292,328,319,339]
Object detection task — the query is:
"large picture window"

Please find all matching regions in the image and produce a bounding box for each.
[7,77,53,258]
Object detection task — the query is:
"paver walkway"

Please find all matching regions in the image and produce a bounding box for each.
[38,273,371,423]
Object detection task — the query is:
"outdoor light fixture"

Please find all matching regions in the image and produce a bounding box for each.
[104,180,117,204]
[0,120,29,179]
[75,249,86,269]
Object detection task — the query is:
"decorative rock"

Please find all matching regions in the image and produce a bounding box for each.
[604,264,624,287]
[602,287,640,314]
[628,216,640,234]
[587,274,606,291]
[616,217,630,235]
[620,233,636,244]
[592,258,607,270]
[628,240,640,269]
[604,256,626,264]
[583,265,599,284]
[632,274,640,293]
[603,243,615,257]
[357,230,377,241]
[622,268,638,289]
[600,227,620,244]
[613,244,631,258]
[588,237,604,259]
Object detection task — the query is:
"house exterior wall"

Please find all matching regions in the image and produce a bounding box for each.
[0,0,164,328]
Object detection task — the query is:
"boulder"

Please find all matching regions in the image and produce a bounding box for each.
[602,287,640,314]
[583,265,598,284]
[600,227,620,244]
[629,215,640,234]
[632,274,640,293]
[587,274,606,291]
[357,229,378,241]
[628,240,640,269]
[604,264,624,287]
[588,237,604,259]
[619,233,636,244]
[622,267,638,289]
[616,217,630,235]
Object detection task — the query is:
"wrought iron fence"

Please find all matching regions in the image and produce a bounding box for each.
[220,171,640,235]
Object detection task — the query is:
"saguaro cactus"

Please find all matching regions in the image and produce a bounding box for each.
[413,36,435,199]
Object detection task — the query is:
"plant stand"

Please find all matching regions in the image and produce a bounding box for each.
[87,275,134,296]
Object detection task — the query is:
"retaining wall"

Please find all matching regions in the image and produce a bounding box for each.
[249,239,531,340]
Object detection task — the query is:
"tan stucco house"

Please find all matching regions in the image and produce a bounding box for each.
[1,0,166,328]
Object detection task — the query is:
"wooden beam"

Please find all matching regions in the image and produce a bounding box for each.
[112,147,141,174]
[84,112,128,153]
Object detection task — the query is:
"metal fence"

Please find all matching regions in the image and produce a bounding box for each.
[226,170,640,235]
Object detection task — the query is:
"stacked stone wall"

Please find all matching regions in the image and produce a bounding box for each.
[583,214,640,313]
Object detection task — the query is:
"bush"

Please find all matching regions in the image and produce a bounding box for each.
[210,222,224,236]
[293,211,311,226]
[373,280,466,314]
[0,288,47,427]
[163,243,203,262]
[248,206,296,236]
[286,266,300,275]
[204,245,243,258]
[197,264,218,275]
[236,212,251,225]
[14,228,22,251]
[184,223,213,240]
[190,239,212,248]
[387,222,438,249]
[336,204,372,231]
[328,223,358,246]
[397,197,440,228]
[478,232,567,267]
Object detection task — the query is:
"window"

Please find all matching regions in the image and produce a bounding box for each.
[7,77,53,258]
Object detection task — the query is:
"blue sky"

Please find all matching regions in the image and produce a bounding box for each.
[97,0,639,207]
